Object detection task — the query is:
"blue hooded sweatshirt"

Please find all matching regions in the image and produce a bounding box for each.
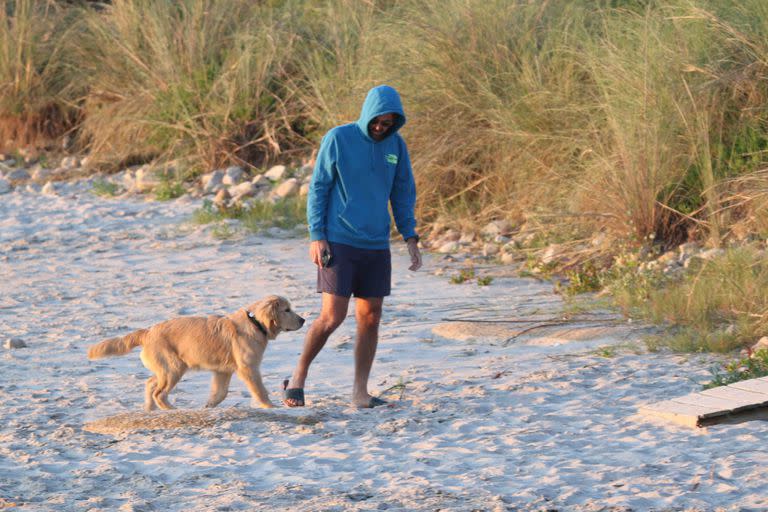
[307,85,417,249]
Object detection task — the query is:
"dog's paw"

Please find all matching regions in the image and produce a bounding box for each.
[257,401,275,409]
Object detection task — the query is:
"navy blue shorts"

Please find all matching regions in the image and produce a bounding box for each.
[317,242,391,298]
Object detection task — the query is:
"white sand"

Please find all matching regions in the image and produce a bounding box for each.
[1,182,766,511]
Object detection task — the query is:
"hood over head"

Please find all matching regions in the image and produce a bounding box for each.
[356,85,406,141]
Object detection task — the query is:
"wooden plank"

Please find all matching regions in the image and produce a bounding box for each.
[641,400,719,415]
[702,385,768,408]
[729,379,768,396]
[638,399,723,428]
[640,399,719,416]
[670,393,745,412]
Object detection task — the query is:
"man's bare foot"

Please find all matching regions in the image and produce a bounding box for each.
[353,395,388,408]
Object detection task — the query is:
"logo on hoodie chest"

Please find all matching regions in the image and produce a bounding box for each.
[385,153,398,165]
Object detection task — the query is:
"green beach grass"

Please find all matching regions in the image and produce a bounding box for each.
[192,197,306,235]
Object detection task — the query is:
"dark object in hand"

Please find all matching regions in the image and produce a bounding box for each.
[321,250,332,268]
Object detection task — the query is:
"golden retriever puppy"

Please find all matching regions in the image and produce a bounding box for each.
[87,295,304,411]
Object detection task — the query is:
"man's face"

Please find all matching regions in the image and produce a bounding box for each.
[368,113,396,141]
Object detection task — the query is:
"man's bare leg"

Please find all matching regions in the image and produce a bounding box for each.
[284,293,349,406]
[352,296,384,408]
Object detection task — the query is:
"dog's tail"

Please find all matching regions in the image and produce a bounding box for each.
[87,329,149,360]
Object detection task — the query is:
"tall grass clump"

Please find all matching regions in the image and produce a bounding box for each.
[375,0,768,253]
[285,0,394,140]
[615,1,768,351]
[636,247,768,352]
[75,0,304,172]
[718,169,768,240]
[578,5,705,244]
[384,0,594,227]
[689,0,768,243]
[0,0,80,150]
[570,2,764,247]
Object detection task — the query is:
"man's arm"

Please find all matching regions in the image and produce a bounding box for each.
[389,140,417,241]
[390,139,421,271]
[307,133,337,265]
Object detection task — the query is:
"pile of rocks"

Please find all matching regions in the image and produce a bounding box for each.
[422,214,768,280]
[0,153,314,208]
[0,154,86,195]
[640,243,726,274]
[197,163,313,209]
[423,219,519,265]
[108,162,314,208]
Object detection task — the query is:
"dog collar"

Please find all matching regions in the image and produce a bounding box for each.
[246,311,268,336]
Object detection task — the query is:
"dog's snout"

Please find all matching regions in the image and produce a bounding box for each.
[299,316,306,326]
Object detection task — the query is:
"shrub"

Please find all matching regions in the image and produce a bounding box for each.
[91,178,119,197]
[559,263,603,296]
[154,179,186,201]
[192,196,306,234]
[703,348,768,389]
[477,276,493,286]
[449,268,476,284]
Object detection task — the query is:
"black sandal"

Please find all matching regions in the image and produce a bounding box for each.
[282,379,305,407]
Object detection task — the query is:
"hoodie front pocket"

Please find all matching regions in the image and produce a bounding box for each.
[338,201,390,240]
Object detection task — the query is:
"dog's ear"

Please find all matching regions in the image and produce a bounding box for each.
[256,296,281,335]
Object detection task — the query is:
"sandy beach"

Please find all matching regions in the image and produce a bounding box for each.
[1,181,766,511]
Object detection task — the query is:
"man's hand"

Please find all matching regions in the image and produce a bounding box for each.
[310,240,331,267]
[407,237,422,271]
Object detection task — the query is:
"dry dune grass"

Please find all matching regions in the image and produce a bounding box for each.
[3,0,768,245]
[0,0,81,151]
[84,408,321,436]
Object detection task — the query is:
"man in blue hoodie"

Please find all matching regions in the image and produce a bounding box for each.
[283,85,421,408]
